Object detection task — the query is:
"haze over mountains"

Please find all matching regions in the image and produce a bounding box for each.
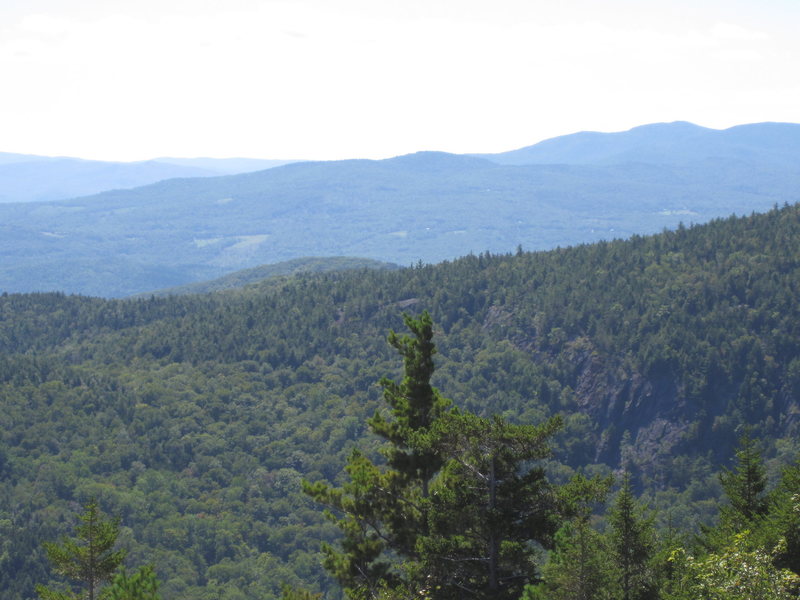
[0,153,297,203]
[478,121,800,167]
[1,121,798,297]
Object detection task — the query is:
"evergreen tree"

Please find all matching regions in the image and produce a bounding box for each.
[369,311,452,553]
[524,474,614,600]
[305,314,563,600]
[36,499,126,600]
[105,566,161,600]
[767,460,800,575]
[607,472,656,600]
[719,432,768,525]
[304,312,452,599]
[420,411,562,600]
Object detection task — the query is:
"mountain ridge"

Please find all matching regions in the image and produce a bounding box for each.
[1,121,799,297]
[0,153,300,203]
[478,121,800,166]
[137,256,400,297]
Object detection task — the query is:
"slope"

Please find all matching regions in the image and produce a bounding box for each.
[0,203,799,599]
[1,145,798,297]
[0,154,297,203]
[139,256,400,297]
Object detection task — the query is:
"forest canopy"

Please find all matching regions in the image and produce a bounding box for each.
[1,203,800,598]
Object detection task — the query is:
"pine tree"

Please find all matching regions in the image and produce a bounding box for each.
[700,432,769,554]
[719,432,768,525]
[303,312,452,599]
[36,499,126,600]
[105,566,161,600]
[607,472,656,600]
[527,473,614,600]
[420,411,562,600]
[369,311,452,553]
[304,314,563,600]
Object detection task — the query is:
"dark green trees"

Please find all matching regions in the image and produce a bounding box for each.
[421,412,562,600]
[36,500,162,600]
[304,312,451,599]
[304,313,562,600]
[607,473,656,600]
[368,312,452,555]
[665,435,800,599]
[719,432,768,526]
[36,499,126,600]
[701,432,769,552]
[530,474,614,600]
[105,566,161,600]
[771,461,800,574]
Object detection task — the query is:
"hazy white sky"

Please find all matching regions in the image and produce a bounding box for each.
[2,0,799,161]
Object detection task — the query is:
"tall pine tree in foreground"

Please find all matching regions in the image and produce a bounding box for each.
[304,312,452,599]
[304,313,563,600]
[420,411,561,600]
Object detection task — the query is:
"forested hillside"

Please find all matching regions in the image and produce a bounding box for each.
[1,204,799,599]
[140,256,399,297]
[2,122,800,297]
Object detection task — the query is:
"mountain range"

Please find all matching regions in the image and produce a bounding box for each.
[1,121,798,297]
[0,153,297,203]
[477,121,800,167]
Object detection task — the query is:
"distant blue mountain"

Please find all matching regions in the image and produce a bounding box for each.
[1,121,798,297]
[0,154,298,203]
[478,121,800,167]
[153,157,298,174]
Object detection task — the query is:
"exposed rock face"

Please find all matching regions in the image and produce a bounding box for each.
[563,339,689,471]
[489,320,709,480]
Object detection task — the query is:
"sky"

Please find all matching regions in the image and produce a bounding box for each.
[2,0,799,162]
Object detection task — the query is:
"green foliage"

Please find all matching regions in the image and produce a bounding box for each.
[702,432,769,552]
[36,500,126,600]
[1,204,800,597]
[770,462,800,574]
[105,566,161,600]
[719,432,768,525]
[306,315,563,600]
[304,313,452,599]
[607,473,657,600]
[530,474,614,600]
[372,313,451,478]
[532,519,617,600]
[664,531,800,600]
[420,411,562,599]
[281,585,323,600]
